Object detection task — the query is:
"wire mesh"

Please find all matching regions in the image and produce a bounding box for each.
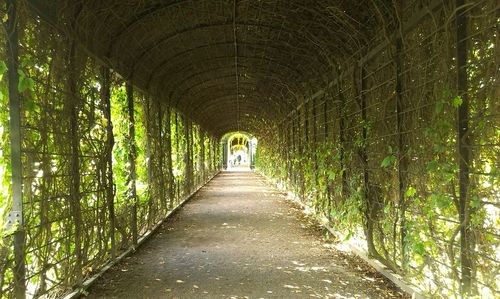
[257,0,499,297]
[0,5,221,298]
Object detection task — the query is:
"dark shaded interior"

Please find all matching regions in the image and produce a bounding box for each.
[27,0,386,136]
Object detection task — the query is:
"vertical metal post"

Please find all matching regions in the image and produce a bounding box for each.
[323,95,328,140]
[126,83,138,246]
[175,112,180,200]
[312,97,318,198]
[209,136,213,172]
[296,109,302,191]
[218,138,222,170]
[288,121,293,184]
[359,65,376,257]
[221,139,227,169]
[164,106,174,209]
[101,67,115,257]
[456,0,472,294]
[189,121,194,188]
[324,94,332,214]
[338,84,347,197]
[299,106,305,198]
[67,40,83,284]
[157,102,166,212]
[291,117,296,186]
[200,130,205,180]
[144,97,155,228]
[214,137,218,171]
[360,66,368,193]
[207,135,212,172]
[394,20,408,268]
[304,101,309,145]
[312,98,317,144]
[5,0,26,297]
[183,117,191,194]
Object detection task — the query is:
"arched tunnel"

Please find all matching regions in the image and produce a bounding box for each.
[0,0,498,298]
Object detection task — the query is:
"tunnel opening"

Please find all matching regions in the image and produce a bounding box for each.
[221,132,257,171]
[0,0,498,298]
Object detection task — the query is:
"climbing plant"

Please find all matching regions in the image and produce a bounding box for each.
[257,1,499,297]
[0,3,220,297]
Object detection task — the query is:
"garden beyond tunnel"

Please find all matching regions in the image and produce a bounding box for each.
[0,0,498,298]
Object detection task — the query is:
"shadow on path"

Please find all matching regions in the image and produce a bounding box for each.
[86,171,407,298]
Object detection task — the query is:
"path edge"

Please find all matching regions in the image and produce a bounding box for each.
[63,171,221,299]
[255,171,426,299]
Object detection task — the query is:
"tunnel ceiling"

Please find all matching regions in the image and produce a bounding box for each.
[27,0,382,136]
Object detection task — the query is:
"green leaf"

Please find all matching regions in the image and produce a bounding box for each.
[471,196,481,208]
[435,100,444,114]
[18,79,28,92]
[431,193,452,209]
[426,160,439,172]
[413,242,426,256]
[452,96,463,108]
[405,187,416,198]
[0,61,7,76]
[381,155,396,168]
[24,98,36,112]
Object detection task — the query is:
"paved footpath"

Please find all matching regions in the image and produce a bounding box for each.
[87,171,407,299]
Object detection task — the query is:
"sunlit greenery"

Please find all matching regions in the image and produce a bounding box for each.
[0,8,221,298]
[256,2,499,297]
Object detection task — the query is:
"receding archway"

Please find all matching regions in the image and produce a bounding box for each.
[220,132,257,170]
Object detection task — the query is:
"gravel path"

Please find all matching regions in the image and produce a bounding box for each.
[86,171,408,299]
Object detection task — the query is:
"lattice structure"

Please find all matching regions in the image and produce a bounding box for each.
[0,0,498,298]
[258,1,499,297]
[0,2,220,297]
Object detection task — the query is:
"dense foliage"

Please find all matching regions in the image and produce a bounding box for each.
[0,4,220,297]
[256,1,498,298]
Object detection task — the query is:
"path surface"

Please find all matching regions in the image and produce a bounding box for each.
[86,171,407,299]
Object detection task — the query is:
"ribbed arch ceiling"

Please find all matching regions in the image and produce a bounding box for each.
[29,0,379,136]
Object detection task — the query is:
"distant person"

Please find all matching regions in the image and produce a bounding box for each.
[237,155,241,165]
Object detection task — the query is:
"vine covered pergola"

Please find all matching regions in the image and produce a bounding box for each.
[0,0,498,298]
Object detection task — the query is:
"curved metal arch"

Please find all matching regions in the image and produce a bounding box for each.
[276,4,366,57]
[179,88,290,120]
[154,55,304,96]
[195,100,278,123]
[162,60,302,108]
[156,58,318,109]
[179,91,286,124]
[178,87,288,117]
[185,99,283,130]
[169,74,293,112]
[170,74,268,108]
[171,76,297,116]
[145,42,313,88]
[213,116,265,134]
[172,82,294,115]
[197,114,254,133]
[145,40,317,87]
[128,21,333,77]
[181,93,287,122]
[188,94,283,121]
[106,0,356,67]
[107,0,195,56]
[192,98,287,129]
[292,2,371,50]
[205,117,266,137]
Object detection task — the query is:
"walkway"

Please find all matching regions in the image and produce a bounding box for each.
[86,172,407,298]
